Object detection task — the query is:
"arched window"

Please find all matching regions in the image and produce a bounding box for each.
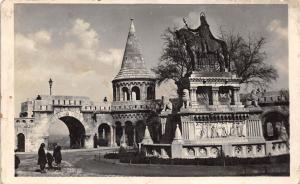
[113,86,116,101]
[131,86,140,101]
[122,87,130,101]
[147,86,154,100]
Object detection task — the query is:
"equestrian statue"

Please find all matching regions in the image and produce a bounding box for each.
[175,12,230,72]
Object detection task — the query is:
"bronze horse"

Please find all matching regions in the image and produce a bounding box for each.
[175,17,230,72]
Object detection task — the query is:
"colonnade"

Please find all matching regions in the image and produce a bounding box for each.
[189,86,240,106]
[113,83,155,102]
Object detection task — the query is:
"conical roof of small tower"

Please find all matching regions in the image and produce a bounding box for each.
[113,19,156,81]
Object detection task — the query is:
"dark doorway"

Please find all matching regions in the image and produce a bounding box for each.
[115,122,122,146]
[263,112,288,141]
[17,133,25,152]
[98,123,111,146]
[135,120,145,143]
[125,121,134,146]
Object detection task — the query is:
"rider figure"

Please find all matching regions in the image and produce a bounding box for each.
[183,12,209,54]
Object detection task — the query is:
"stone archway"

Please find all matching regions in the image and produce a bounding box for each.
[17,133,25,152]
[49,111,87,149]
[115,122,122,146]
[262,110,289,141]
[125,121,134,146]
[98,123,111,146]
[136,120,145,143]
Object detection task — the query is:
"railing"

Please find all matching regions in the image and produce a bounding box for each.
[111,100,158,111]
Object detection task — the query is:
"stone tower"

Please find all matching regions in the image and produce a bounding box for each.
[111,19,157,147]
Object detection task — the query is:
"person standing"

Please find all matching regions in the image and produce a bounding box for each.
[93,133,98,148]
[53,145,62,170]
[46,151,54,169]
[37,143,47,173]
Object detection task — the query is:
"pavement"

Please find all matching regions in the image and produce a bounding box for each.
[15,148,289,177]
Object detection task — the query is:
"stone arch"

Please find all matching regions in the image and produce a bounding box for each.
[131,86,141,101]
[125,121,134,146]
[196,86,212,105]
[17,133,25,152]
[135,120,145,143]
[49,111,87,149]
[115,121,122,146]
[147,86,154,100]
[122,87,130,101]
[98,123,111,146]
[262,110,289,141]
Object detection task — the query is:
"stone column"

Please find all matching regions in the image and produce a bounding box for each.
[120,126,127,147]
[232,87,240,105]
[113,126,117,146]
[119,86,122,101]
[110,126,114,147]
[191,87,197,101]
[252,145,257,157]
[141,83,146,100]
[190,87,197,107]
[211,87,219,105]
[242,145,247,158]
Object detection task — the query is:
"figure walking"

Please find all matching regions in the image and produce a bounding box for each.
[53,145,62,170]
[37,143,47,173]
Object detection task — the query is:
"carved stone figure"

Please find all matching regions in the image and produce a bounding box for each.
[182,89,191,108]
[211,125,218,138]
[246,90,259,107]
[230,123,237,136]
[161,96,173,112]
[201,123,208,138]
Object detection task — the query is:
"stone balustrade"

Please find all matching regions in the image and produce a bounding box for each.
[111,100,157,112]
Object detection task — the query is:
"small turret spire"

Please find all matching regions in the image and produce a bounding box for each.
[113,19,155,81]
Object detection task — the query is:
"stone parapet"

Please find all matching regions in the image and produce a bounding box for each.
[111,100,157,112]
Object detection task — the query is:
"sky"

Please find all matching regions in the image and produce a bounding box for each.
[15,4,288,116]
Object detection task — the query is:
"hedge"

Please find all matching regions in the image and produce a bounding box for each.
[118,152,289,166]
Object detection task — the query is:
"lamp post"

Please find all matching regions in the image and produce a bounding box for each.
[48,78,53,95]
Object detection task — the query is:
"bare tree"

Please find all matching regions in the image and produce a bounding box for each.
[152,27,192,98]
[220,30,278,88]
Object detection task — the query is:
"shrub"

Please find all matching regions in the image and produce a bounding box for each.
[118,153,290,166]
[104,152,119,159]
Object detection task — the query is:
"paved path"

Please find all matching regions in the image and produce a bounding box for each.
[16,149,289,176]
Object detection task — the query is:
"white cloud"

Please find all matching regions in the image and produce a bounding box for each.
[267,19,288,40]
[15,18,124,115]
[68,18,100,49]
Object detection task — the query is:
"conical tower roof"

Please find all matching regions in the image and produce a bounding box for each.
[113,19,156,81]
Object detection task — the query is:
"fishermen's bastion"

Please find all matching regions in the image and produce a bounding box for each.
[15,16,289,159]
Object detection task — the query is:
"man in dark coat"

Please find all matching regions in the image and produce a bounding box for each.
[53,145,62,170]
[46,151,54,169]
[93,133,98,148]
[37,143,47,173]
